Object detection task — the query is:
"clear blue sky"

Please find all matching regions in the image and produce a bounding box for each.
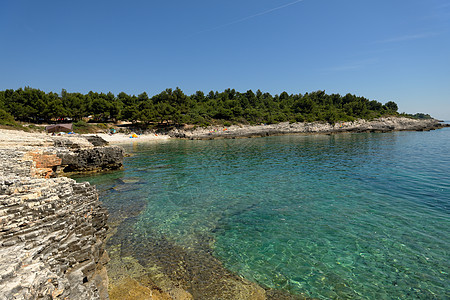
[1,0,449,119]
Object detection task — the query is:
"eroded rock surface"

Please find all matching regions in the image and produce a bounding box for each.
[57,146,124,174]
[0,132,123,178]
[0,131,116,299]
[0,176,109,299]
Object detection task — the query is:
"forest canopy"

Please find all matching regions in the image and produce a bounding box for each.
[0,87,401,126]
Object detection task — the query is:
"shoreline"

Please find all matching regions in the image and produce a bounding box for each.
[0,132,123,299]
[90,117,448,144]
[1,116,448,299]
[168,117,448,140]
[88,132,171,144]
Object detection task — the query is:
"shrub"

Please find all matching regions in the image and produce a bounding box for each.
[26,124,44,132]
[74,120,88,128]
[0,109,17,126]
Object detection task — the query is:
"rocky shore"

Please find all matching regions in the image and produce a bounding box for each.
[167,117,448,140]
[0,131,124,299]
[0,117,447,299]
[87,117,447,145]
[0,131,124,178]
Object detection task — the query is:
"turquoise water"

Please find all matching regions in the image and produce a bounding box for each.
[77,129,450,299]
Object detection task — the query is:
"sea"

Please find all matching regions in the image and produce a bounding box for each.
[75,127,450,299]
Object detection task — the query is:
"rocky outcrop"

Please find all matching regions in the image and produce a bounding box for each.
[0,176,109,299]
[52,136,123,175]
[0,133,124,178]
[56,146,124,174]
[168,117,447,140]
[0,131,120,299]
[84,135,109,147]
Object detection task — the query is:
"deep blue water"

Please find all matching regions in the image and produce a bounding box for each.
[77,129,450,299]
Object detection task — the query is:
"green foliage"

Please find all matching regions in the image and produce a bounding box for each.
[407,113,433,120]
[0,87,401,126]
[26,124,44,132]
[73,120,88,129]
[73,120,106,134]
[0,109,17,126]
[384,101,399,113]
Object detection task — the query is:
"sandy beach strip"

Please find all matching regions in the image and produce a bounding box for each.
[0,129,171,147]
[86,133,171,144]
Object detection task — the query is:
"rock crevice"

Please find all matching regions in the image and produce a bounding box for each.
[0,176,109,299]
[0,133,119,299]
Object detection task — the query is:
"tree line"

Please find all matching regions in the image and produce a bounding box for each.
[0,87,400,126]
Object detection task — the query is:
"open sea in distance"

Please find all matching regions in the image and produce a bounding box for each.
[76,128,450,299]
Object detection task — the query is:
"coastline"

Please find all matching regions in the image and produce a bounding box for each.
[168,117,447,140]
[0,131,123,299]
[89,133,171,144]
[0,116,448,299]
[93,117,448,144]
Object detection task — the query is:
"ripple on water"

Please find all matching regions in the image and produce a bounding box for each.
[76,129,450,299]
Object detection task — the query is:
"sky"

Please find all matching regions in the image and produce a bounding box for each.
[1,0,449,119]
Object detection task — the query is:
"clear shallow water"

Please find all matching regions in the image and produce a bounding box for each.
[77,129,450,299]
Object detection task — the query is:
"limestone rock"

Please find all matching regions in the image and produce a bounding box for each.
[84,135,109,147]
[57,146,124,174]
[0,130,118,299]
[169,117,446,139]
[0,176,109,299]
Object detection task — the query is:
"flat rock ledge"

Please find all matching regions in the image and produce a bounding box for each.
[0,133,123,299]
[168,117,448,139]
[0,133,124,178]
